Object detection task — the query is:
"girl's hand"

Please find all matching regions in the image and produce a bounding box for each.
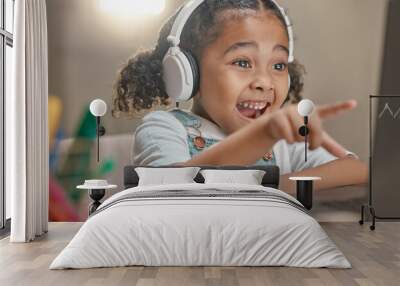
[319,100,357,157]
[261,100,357,150]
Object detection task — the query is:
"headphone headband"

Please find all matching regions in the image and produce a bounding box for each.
[167,0,294,62]
[167,0,204,47]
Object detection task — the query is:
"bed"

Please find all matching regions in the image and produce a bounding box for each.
[49,165,351,269]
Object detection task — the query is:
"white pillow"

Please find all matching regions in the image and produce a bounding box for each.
[135,167,201,186]
[200,169,266,185]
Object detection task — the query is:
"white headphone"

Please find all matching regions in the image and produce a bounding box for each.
[162,0,294,102]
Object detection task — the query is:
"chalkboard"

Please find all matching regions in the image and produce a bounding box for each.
[370,95,400,219]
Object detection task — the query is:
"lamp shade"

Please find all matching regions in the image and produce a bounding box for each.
[298,99,315,117]
[90,99,107,117]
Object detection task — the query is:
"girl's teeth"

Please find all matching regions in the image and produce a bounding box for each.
[238,102,267,110]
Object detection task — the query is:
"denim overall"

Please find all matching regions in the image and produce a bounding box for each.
[170,109,276,166]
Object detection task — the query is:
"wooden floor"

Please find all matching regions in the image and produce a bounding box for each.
[1,222,400,286]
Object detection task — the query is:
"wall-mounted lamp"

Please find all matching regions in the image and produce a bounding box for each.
[298,99,315,162]
[89,99,107,162]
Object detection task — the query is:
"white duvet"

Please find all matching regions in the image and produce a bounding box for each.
[50,183,351,269]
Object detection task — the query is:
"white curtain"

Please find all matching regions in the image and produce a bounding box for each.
[6,0,49,242]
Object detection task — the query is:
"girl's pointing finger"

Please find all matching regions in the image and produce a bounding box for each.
[317,100,357,119]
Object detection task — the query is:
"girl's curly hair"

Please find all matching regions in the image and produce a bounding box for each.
[287,59,306,104]
[112,0,305,119]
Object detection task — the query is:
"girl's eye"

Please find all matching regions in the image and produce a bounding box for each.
[273,63,287,71]
[233,59,252,69]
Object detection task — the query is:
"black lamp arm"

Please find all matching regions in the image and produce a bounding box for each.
[298,116,309,162]
[96,117,106,162]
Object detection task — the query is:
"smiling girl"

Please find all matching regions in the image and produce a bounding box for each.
[112,0,367,193]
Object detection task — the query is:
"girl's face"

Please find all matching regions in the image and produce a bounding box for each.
[195,10,290,135]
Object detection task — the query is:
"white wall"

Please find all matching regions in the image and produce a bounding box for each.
[280,0,388,161]
[47,0,183,135]
[47,0,389,162]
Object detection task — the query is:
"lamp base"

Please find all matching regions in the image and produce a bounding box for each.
[296,181,313,210]
[289,177,321,210]
[88,189,105,216]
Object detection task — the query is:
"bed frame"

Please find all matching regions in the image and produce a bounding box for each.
[123,165,280,189]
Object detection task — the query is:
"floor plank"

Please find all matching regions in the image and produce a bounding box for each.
[0,222,399,286]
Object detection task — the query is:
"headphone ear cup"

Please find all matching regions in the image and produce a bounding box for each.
[181,50,200,100]
[163,48,196,102]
